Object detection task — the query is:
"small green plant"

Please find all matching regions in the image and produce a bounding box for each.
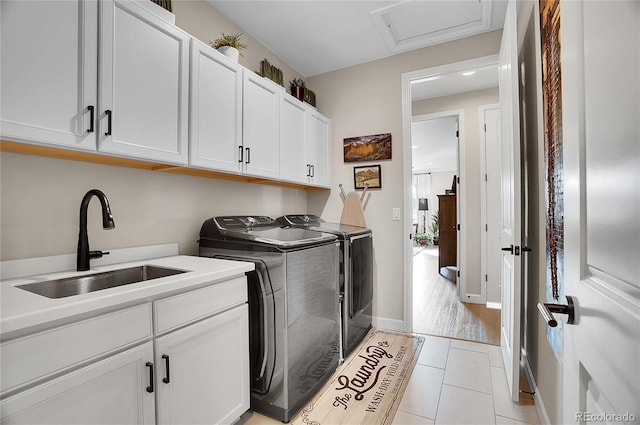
[415,233,432,246]
[210,33,247,56]
[429,214,439,243]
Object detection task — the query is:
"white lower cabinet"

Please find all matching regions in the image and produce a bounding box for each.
[0,342,156,424]
[155,304,249,425]
[0,279,249,425]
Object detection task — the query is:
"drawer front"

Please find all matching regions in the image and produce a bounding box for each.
[154,277,247,335]
[1,304,152,394]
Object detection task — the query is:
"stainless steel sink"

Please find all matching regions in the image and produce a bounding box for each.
[17,265,186,299]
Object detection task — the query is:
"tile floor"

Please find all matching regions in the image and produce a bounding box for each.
[245,334,540,425]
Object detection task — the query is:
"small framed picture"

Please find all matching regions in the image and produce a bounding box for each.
[353,165,382,190]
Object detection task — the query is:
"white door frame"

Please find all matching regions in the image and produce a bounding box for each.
[401,54,499,332]
[412,110,466,301]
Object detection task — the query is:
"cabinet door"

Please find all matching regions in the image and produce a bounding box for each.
[155,304,249,425]
[189,39,242,173]
[0,342,155,425]
[242,70,280,179]
[0,0,97,150]
[99,0,189,164]
[307,110,331,188]
[279,94,309,184]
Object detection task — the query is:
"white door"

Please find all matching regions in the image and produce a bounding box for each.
[480,105,502,307]
[242,70,280,179]
[99,0,189,164]
[189,39,243,173]
[279,94,309,184]
[155,305,250,425]
[0,0,98,150]
[498,0,523,402]
[0,343,156,424]
[561,2,640,422]
[307,110,331,188]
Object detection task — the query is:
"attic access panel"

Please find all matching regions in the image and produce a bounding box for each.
[371,0,494,53]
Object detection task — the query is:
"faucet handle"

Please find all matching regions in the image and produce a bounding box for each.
[89,250,110,259]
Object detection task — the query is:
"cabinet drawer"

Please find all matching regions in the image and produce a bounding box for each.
[154,277,247,335]
[1,304,152,394]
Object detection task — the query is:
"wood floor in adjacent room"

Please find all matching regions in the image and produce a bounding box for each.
[412,246,501,345]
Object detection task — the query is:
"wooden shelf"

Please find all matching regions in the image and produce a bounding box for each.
[0,140,327,191]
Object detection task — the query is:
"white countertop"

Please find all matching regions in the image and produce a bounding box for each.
[1,255,254,338]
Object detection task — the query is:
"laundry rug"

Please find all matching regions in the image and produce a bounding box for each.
[291,329,424,425]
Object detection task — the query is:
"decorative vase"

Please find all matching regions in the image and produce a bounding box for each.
[291,86,305,101]
[217,46,239,62]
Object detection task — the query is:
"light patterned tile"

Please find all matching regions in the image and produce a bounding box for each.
[398,364,445,420]
[435,384,496,425]
[490,366,540,424]
[496,415,530,424]
[443,348,493,394]
[393,409,435,425]
[416,334,450,369]
[489,345,504,368]
[450,339,491,353]
[244,412,282,425]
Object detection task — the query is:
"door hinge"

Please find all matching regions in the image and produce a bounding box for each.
[485,274,488,282]
[456,176,460,184]
[485,224,488,231]
[485,173,488,182]
[456,130,459,137]
[484,123,487,132]
[457,270,460,277]
[457,224,460,231]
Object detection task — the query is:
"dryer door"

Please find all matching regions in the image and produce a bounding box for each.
[350,233,373,319]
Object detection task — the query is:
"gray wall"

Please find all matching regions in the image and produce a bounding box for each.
[306,31,502,326]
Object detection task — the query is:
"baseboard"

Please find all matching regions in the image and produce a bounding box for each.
[462,293,485,304]
[486,301,502,310]
[372,316,405,332]
[522,352,552,425]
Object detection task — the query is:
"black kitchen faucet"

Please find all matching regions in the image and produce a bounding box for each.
[77,189,115,271]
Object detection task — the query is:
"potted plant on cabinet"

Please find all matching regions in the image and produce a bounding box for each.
[210,33,247,62]
[290,78,306,101]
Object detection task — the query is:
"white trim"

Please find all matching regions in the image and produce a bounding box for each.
[402,55,499,333]
[372,316,405,333]
[522,353,552,425]
[486,301,502,310]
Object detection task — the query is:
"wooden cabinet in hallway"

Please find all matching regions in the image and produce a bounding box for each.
[438,194,457,271]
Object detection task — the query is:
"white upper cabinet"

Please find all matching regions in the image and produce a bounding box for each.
[189,39,243,173]
[242,70,280,179]
[279,95,309,184]
[279,93,332,188]
[307,109,331,188]
[99,0,189,164]
[0,0,98,150]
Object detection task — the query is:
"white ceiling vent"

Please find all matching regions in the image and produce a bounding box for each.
[371,0,494,53]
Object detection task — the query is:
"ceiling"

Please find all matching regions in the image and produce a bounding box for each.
[208,0,508,77]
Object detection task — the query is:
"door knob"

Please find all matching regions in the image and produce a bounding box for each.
[537,296,575,327]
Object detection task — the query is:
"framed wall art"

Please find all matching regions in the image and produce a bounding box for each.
[343,133,392,162]
[353,165,382,190]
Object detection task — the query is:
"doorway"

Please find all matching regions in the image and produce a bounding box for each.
[402,55,502,345]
